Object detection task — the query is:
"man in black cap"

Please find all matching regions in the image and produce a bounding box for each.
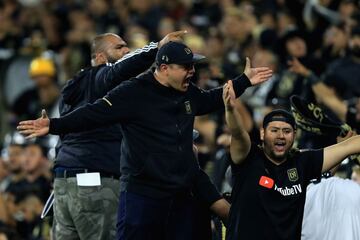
[18,41,272,240]
[222,81,360,240]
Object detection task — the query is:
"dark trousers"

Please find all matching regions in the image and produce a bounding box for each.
[116,191,194,240]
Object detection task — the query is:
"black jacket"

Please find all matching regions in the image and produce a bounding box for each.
[50,69,251,197]
[55,42,158,175]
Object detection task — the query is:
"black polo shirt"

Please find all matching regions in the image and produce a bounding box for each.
[227,144,323,240]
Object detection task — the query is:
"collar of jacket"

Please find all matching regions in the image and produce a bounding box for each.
[142,69,187,98]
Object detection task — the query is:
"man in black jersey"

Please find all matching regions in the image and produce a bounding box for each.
[222,80,360,240]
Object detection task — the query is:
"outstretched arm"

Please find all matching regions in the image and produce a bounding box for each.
[223,81,251,164]
[323,131,359,172]
[194,57,273,115]
[18,82,135,138]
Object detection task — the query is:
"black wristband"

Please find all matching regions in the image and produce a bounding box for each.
[232,74,252,97]
[49,118,61,135]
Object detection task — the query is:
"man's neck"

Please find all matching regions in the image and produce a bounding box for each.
[264,151,287,165]
[153,70,170,87]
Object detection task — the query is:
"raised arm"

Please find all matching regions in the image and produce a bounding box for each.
[223,80,251,164]
[99,30,187,91]
[323,131,360,172]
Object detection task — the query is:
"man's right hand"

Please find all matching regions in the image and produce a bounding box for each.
[17,109,50,138]
[223,80,236,111]
[158,30,187,48]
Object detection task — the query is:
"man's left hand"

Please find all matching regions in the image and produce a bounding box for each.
[243,57,273,86]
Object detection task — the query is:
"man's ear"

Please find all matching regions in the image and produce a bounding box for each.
[95,53,107,64]
[260,128,265,141]
[160,64,168,70]
[159,64,169,74]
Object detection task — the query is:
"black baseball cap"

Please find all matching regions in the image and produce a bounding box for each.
[263,109,296,130]
[156,41,205,66]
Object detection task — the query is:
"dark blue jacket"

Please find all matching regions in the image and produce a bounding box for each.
[50,69,251,197]
[55,42,158,175]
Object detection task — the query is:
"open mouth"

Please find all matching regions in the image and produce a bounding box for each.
[183,77,191,87]
[274,141,286,152]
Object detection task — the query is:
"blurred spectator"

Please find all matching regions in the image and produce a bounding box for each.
[241,49,279,128]
[21,142,52,203]
[204,32,226,81]
[61,9,95,80]
[1,136,51,239]
[303,0,341,50]
[268,29,323,111]
[0,157,9,192]
[321,22,348,64]
[322,26,360,100]
[277,10,298,36]
[127,0,164,39]
[12,57,60,121]
[220,7,255,78]
[157,17,176,39]
[3,142,26,192]
[339,0,359,21]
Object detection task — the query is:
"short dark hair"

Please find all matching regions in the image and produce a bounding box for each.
[91,33,118,61]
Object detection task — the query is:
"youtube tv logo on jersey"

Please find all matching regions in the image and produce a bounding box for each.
[259,176,274,189]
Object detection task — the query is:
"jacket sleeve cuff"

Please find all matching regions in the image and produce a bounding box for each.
[232,74,252,98]
[49,118,61,135]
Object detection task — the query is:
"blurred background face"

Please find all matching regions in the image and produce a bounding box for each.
[222,14,248,40]
[18,195,43,222]
[6,145,24,174]
[286,37,307,58]
[23,145,45,174]
[157,17,175,38]
[349,35,360,57]
[0,233,8,240]
[0,158,9,180]
[32,75,54,88]
[339,1,358,19]
[205,36,224,58]
[252,50,277,72]
[324,26,348,49]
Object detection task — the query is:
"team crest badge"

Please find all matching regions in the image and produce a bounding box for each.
[287,168,298,182]
[184,101,192,114]
[184,48,192,54]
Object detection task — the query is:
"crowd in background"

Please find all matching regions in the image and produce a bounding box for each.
[0,0,360,239]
